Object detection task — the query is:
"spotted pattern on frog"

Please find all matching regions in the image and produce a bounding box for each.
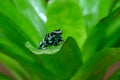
[38,29,64,49]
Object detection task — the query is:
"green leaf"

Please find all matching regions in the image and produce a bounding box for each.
[38,37,83,80]
[0,39,38,79]
[12,0,47,39]
[0,53,33,80]
[79,0,118,31]
[0,12,35,62]
[72,48,120,80]
[1,0,120,80]
[0,37,58,80]
[82,8,120,62]
[111,0,120,12]
[0,74,12,80]
[0,36,58,80]
[110,69,120,80]
[25,41,62,55]
[0,0,47,45]
[0,12,57,80]
[46,0,87,47]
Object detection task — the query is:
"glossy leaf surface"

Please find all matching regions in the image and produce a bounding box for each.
[72,48,120,80]
[39,37,83,80]
[82,8,120,62]
[46,0,87,47]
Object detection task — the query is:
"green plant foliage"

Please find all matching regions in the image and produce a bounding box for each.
[0,0,120,80]
[0,0,46,45]
[79,0,119,31]
[0,11,58,80]
[46,0,87,47]
[25,41,62,55]
[26,37,83,79]
[72,48,120,80]
[38,37,82,80]
[112,0,120,12]
[0,53,32,80]
[0,74,12,80]
[82,8,120,62]
[110,69,120,80]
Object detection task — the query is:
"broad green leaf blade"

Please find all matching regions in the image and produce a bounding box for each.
[12,0,47,39]
[0,38,57,80]
[38,37,83,80]
[46,0,87,47]
[72,48,120,80]
[0,12,35,62]
[0,12,32,47]
[0,74,12,80]
[0,0,46,45]
[0,39,39,79]
[0,53,33,80]
[25,41,62,54]
[111,0,120,12]
[109,70,120,80]
[79,0,118,31]
[13,0,47,22]
[0,13,57,80]
[82,8,120,62]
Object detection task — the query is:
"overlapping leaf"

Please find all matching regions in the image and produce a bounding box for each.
[38,37,83,80]
[0,0,120,80]
[0,74,12,80]
[0,53,31,80]
[26,37,83,79]
[46,0,87,47]
[111,0,120,12]
[0,11,57,80]
[82,8,120,62]
[79,0,119,31]
[0,0,47,45]
[72,48,120,80]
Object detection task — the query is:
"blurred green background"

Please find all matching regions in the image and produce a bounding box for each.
[0,0,120,80]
